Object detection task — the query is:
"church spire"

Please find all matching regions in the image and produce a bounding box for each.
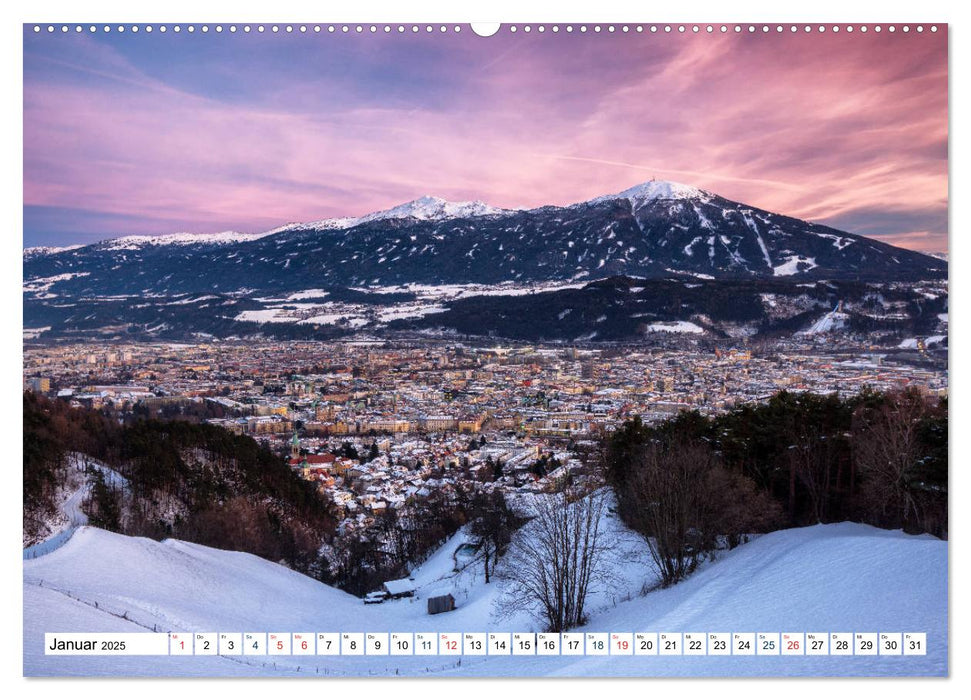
[290,431,300,460]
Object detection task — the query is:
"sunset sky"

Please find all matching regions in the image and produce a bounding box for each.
[23,25,948,251]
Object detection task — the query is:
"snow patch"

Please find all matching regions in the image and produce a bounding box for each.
[645,320,705,334]
[773,255,817,277]
[740,210,773,269]
[23,272,90,295]
[23,326,51,340]
[814,231,855,250]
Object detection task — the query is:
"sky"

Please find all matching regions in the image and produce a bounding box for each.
[23,25,948,251]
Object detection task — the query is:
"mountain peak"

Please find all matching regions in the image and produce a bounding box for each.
[587,179,708,207]
[356,196,510,224]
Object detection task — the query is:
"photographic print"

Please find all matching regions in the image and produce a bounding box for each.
[22,20,948,677]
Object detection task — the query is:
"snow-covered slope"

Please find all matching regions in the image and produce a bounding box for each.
[561,522,947,677]
[24,518,945,677]
[800,310,850,335]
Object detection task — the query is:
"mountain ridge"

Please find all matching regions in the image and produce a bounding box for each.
[24,180,942,270]
[28,180,707,252]
[23,180,947,341]
[23,179,945,294]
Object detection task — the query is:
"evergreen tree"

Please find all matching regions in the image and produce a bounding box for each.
[86,469,121,532]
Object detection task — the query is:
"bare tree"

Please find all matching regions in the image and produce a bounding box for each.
[618,440,781,587]
[497,489,611,632]
[787,425,843,524]
[622,441,712,586]
[852,388,939,532]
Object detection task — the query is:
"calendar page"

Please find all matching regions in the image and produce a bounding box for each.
[21,14,949,680]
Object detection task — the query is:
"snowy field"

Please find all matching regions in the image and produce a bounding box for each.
[23,512,946,677]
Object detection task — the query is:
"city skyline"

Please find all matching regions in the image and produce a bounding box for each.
[24,26,948,251]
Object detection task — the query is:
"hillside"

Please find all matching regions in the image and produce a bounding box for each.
[22,275,948,345]
[22,393,336,569]
[386,277,948,343]
[24,520,946,677]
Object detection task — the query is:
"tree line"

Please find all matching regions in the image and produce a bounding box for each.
[23,391,337,573]
[599,387,947,587]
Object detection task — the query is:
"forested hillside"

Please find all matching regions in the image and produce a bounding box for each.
[23,392,337,572]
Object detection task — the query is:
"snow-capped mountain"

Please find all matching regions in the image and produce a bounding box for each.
[56,196,516,250]
[22,180,947,340]
[24,180,944,294]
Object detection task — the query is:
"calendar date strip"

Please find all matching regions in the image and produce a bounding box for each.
[45,632,927,657]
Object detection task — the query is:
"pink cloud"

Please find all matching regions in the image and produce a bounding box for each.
[24,29,947,251]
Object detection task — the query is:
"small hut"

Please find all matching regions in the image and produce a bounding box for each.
[382,578,416,599]
[427,593,456,615]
